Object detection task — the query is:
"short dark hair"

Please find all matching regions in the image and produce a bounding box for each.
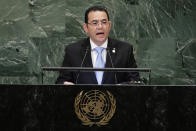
[84,6,110,23]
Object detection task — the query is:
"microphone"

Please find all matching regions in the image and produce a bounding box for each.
[75,46,90,84]
[106,48,118,84]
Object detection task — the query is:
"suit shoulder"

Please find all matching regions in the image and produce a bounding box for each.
[65,38,89,51]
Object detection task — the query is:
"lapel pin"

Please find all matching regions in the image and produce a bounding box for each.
[112,48,116,53]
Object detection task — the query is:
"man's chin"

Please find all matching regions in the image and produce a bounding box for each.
[96,40,106,45]
[96,38,106,42]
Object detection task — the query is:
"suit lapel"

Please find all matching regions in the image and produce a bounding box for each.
[102,38,117,84]
[81,38,92,67]
[81,38,98,84]
[105,39,116,68]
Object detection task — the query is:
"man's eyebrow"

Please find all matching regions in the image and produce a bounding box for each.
[91,19,107,21]
[91,20,98,22]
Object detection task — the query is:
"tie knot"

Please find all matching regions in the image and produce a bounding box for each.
[94,47,104,54]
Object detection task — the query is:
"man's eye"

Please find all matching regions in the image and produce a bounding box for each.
[102,21,107,24]
[92,22,98,25]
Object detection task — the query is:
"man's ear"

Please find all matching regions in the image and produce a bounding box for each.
[83,23,88,34]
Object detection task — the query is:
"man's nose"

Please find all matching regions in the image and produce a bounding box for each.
[96,23,103,28]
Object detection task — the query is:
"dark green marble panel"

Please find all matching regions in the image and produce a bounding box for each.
[0,0,196,84]
[138,0,196,38]
[138,38,196,84]
[0,0,65,84]
[30,32,67,84]
[0,76,41,84]
[137,38,176,84]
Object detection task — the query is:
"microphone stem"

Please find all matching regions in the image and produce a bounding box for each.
[75,47,89,84]
[107,48,118,84]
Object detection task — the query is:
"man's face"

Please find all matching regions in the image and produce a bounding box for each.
[83,11,112,46]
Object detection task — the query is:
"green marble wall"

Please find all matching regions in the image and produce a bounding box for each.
[0,0,196,84]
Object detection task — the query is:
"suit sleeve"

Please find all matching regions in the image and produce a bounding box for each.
[125,45,140,81]
[55,46,74,84]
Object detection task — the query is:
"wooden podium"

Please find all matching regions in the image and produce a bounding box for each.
[0,84,196,131]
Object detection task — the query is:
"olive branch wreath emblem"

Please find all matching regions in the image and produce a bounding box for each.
[74,90,116,126]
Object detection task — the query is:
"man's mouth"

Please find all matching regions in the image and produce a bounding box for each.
[96,32,104,35]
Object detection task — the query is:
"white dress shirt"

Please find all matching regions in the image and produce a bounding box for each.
[90,39,108,67]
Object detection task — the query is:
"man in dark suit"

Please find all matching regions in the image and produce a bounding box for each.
[56,6,140,85]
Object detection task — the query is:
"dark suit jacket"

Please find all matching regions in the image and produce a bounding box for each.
[56,37,140,84]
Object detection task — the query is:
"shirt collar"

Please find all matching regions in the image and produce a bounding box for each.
[90,38,108,50]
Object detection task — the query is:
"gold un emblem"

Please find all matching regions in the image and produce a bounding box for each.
[74,90,116,126]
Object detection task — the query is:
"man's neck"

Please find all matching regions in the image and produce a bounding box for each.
[90,39,108,49]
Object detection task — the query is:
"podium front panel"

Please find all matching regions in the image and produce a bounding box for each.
[0,84,196,131]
